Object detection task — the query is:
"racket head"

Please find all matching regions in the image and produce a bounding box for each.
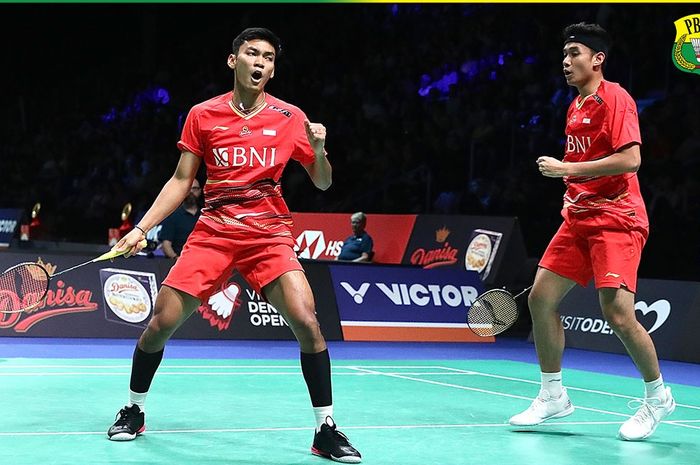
[467,288,519,337]
[0,263,51,314]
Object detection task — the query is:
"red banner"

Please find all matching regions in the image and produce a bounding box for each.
[291,213,416,264]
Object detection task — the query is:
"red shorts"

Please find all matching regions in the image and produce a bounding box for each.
[539,210,648,292]
[162,221,303,300]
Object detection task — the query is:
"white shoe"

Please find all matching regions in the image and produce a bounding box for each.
[509,388,575,426]
[618,386,676,441]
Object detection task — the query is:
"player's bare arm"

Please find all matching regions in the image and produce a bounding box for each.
[537,143,640,178]
[115,152,201,256]
[302,119,332,190]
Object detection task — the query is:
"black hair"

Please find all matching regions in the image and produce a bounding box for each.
[232,27,282,57]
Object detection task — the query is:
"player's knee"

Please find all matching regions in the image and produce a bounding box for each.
[602,308,635,334]
[288,311,322,340]
[528,290,550,315]
[147,310,180,335]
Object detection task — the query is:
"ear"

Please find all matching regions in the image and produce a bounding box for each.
[227,54,236,70]
[593,51,606,67]
[270,70,275,79]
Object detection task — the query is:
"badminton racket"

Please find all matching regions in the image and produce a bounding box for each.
[467,285,532,337]
[0,239,147,314]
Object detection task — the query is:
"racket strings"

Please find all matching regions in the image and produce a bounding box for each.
[0,264,50,313]
[468,290,519,337]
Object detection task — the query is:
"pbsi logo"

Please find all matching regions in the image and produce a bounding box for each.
[294,230,343,259]
[672,14,700,75]
[212,146,277,167]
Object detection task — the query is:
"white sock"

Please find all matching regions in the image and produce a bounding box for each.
[313,405,334,431]
[127,390,148,413]
[541,371,563,398]
[644,375,666,401]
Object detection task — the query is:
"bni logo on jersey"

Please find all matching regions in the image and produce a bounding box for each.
[672,14,700,75]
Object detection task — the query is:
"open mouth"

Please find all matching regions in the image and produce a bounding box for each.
[251,70,263,84]
[563,69,573,78]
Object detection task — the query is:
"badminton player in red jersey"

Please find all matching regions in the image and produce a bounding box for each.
[107,28,361,463]
[509,23,674,440]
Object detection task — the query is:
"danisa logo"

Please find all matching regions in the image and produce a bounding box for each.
[0,258,98,333]
[409,226,459,269]
[672,14,700,74]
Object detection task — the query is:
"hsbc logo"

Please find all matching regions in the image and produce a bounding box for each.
[562,299,671,335]
[340,281,479,307]
[294,230,343,259]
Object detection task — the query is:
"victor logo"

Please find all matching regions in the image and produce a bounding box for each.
[672,14,700,74]
[340,282,370,304]
[340,281,479,307]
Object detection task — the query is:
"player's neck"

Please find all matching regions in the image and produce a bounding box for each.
[576,75,603,100]
[231,88,266,113]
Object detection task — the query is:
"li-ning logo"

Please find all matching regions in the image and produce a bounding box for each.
[672,14,700,75]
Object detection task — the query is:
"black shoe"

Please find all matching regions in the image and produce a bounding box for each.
[311,417,362,463]
[107,405,145,441]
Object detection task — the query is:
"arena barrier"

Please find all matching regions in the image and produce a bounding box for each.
[536,279,700,364]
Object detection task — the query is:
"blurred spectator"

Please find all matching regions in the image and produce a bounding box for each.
[159,179,202,259]
[336,212,374,263]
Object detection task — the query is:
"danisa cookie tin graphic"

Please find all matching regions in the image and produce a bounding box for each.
[100,268,158,326]
[464,229,503,280]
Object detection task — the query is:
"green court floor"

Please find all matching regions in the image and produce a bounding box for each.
[0,359,698,465]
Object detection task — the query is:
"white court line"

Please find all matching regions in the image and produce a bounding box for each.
[0,364,453,369]
[0,372,465,377]
[437,366,700,411]
[347,366,699,432]
[0,420,629,438]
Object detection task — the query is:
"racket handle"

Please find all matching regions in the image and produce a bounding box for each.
[94,239,148,262]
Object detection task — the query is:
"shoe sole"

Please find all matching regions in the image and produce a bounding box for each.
[311,446,362,463]
[509,405,575,426]
[108,425,146,441]
[618,398,676,441]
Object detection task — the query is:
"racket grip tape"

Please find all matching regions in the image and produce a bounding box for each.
[95,239,148,262]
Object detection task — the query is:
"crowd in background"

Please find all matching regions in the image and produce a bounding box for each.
[0,4,698,280]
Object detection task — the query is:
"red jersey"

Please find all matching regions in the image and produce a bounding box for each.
[562,80,648,229]
[177,92,316,237]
